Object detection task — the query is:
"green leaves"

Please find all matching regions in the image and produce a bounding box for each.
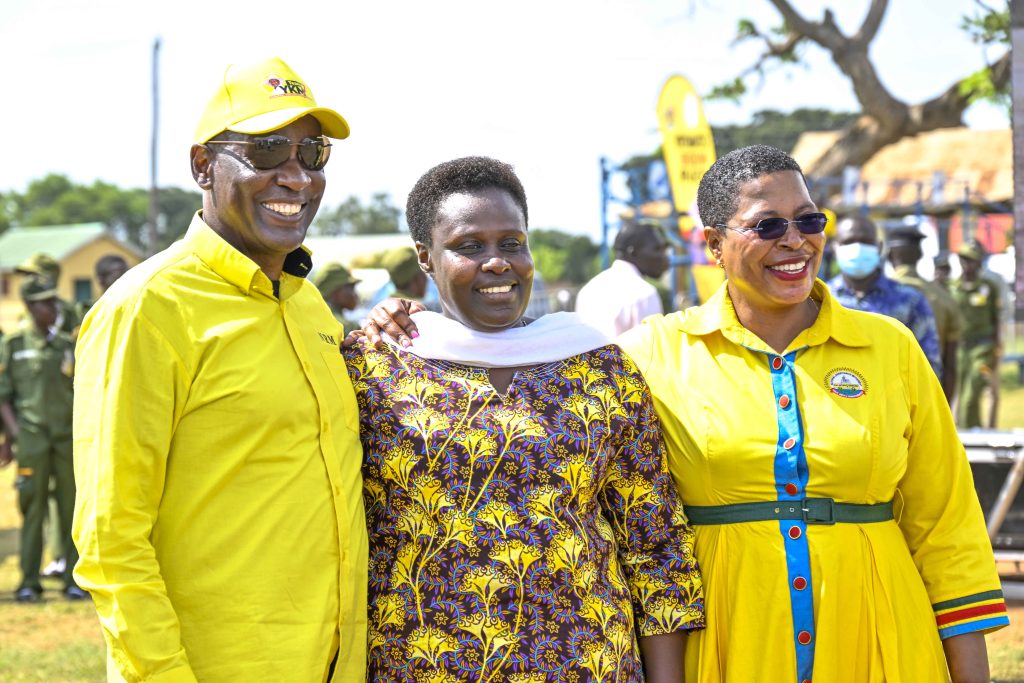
[312,192,401,236]
[705,77,748,103]
[960,4,1009,45]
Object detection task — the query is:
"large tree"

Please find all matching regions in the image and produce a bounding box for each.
[712,0,1010,178]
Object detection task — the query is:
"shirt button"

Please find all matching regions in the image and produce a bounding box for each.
[797,630,812,645]
[792,576,808,590]
[783,437,796,450]
[784,482,799,496]
[779,394,791,409]
[322,420,330,432]
[788,525,802,540]
[771,356,784,370]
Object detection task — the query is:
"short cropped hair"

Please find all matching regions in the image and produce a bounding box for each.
[406,156,528,246]
[614,220,665,254]
[94,254,128,278]
[697,144,805,231]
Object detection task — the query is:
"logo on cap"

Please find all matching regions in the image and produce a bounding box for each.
[825,367,867,398]
[264,74,311,99]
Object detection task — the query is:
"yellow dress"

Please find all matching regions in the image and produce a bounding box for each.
[618,280,1008,683]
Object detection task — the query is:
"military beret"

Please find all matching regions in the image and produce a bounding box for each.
[313,262,360,295]
[957,241,985,262]
[15,252,61,280]
[381,247,421,286]
[885,225,925,246]
[20,278,58,302]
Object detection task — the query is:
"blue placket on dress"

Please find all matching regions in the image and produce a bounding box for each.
[766,348,815,683]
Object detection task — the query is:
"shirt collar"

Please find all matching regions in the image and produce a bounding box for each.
[610,259,642,277]
[674,278,870,350]
[184,212,314,298]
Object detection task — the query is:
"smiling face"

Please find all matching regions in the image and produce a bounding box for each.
[417,187,534,331]
[704,170,823,314]
[191,115,325,276]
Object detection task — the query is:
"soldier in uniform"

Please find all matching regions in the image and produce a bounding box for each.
[933,251,953,291]
[14,253,81,338]
[886,225,963,403]
[952,242,1005,428]
[0,279,85,601]
[313,262,361,335]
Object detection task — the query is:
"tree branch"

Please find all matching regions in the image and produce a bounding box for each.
[854,0,888,45]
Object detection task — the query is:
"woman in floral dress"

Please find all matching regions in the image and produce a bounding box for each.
[343,156,704,682]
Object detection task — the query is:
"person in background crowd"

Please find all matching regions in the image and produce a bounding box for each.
[75,254,132,321]
[15,253,81,338]
[953,241,1005,429]
[574,218,670,337]
[0,279,85,602]
[887,224,963,403]
[314,261,362,334]
[72,56,367,682]
[933,250,954,290]
[349,156,704,682]
[94,254,130,294]
[827,215,942,377]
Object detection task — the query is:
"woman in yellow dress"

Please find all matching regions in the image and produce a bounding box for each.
[615,145,1007,682]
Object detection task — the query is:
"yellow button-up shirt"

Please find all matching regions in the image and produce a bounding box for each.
[72,214,367,683]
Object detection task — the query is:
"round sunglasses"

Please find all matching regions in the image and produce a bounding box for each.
[205,134,332,171]
[715,212,828,240]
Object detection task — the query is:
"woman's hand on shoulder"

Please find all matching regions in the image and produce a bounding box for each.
[343,298,425,349]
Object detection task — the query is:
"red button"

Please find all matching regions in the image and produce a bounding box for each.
[784,482,799,496]
[779,395,791,409]
[788,525,802,540]
[793,576,808,590]
[771,356,784,370]
[797,630,812,645]
[783,437,796,450]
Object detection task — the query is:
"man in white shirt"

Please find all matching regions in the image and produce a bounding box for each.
[575,220,669,336]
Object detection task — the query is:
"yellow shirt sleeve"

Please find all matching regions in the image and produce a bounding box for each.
[895,326,1006,637]
[72,304,198,683]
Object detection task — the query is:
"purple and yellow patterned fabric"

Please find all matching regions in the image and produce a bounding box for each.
[343,342,704,682]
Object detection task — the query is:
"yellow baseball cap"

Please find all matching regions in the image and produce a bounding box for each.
[194,57,350,144]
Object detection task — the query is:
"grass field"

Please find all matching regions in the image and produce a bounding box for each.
[1,367,1023,681]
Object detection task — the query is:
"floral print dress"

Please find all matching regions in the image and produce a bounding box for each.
[343,342,704,682]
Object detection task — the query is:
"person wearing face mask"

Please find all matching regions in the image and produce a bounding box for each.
[827,215,941,376]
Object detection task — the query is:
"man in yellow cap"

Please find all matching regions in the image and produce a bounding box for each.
[72,57,366,683]
[314,262,362,335]
[0,279,83,603]
[952,241,1005,428]
[382,246,428,303]
[15,253,81,337]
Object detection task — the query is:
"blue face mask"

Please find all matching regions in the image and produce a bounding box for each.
[835,242,881,278]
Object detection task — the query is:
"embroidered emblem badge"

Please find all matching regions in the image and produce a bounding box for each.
[825,367,867,398]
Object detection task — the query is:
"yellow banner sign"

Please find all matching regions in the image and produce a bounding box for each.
[657,75,716,235]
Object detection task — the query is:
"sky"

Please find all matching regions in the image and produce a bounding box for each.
[0,0,1009,241]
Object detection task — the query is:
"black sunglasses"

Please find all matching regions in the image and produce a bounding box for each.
[206,134,332,171]
[715,212,828,240]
